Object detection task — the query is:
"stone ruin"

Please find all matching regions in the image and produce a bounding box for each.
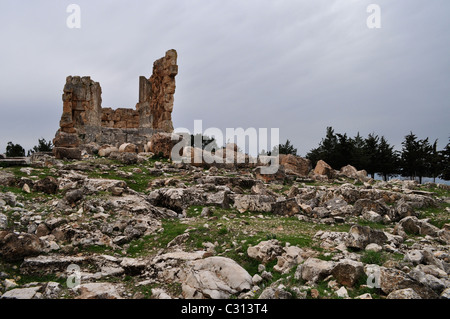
[53,49,178,159]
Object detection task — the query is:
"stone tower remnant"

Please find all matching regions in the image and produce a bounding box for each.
[53,50,178,159]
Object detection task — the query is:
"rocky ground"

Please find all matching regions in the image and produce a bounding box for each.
[0,152,449,299]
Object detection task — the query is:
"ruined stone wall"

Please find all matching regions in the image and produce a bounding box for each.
[59,76,102,135]
[53,50,178,159]
[137,49,178,132]
[101,108,140,129]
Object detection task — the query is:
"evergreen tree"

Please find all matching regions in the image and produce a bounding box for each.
[5,142,25,157]
[27,138,53,156]
[306,127,337,166]
[428,140,441,183]
[400,132,432,184]
[440,138,450,181]
[334,133,355,169]
[351,132,367,170]
[376,136,399,181]
[277,139,298,155]
[363,133,379,179]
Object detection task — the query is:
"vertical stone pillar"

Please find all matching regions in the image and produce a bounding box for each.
[137,49,178,132]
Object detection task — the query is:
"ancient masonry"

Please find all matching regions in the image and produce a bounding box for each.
[53,50,178,159]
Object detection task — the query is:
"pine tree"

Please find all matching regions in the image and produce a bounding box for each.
[440,138,450,181]
[5,142,25,157]
[27,138,53,156]
[376,136,399,181]
[363,133,379,179]
[400,132,432,184]
[277,139,298,155]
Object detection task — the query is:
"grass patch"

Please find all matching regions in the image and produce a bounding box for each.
[356,219,388,230]
[360,250,386,265]
[418,202,450,229]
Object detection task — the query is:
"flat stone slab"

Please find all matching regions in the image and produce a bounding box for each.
[0,157,30,166]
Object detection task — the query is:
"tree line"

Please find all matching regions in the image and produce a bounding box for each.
[3,138,53,157]
[304,127,449,183]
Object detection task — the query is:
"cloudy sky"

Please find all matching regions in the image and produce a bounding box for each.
[0,0,449,156]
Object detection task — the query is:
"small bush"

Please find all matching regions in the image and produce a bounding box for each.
[360,250,386,265]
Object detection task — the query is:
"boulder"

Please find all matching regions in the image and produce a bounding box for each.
[0,286,43,299]
[387,288,422,299]
[148,132,183,159]
[362,210,383,223]
[394,216,441,238]
[34,177,59,195]
[182,256,253,299]
[64,188,84,205]
[148,187,207,213]
[232,194,275,213]
[378,267,438,299]
[331,259,364,287]
[408,267,446,294]
[0,171,16,187]
[273,245,304,274]
[279,154,311,176]
[247,239,284,264]
[345,225,388,250]
[98,145,119,157]
[53,147,82,160]
[0,231,43,261]
[254,165,287,183]
[272,198,301,217]
[119,143,137,153]
[313,160,334,179]
[340,165,358,179]
[258,285,293,299]
[75,283,123,299]
[353,199,389,216]
[295,257,335,283]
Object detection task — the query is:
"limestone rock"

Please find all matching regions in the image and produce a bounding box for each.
[1,286,43,299]
[394,216,441,238]
[314,160,334,179]
[279,154,311,176]
[273,245,304,274]
[331,259,364,287]
[378,267,438,299]
[148,132,182,159]
[247,240,284,264]
[258,285,293,299]
[295,257,335,283]
[386,288,422,299]
[34,176,58,195]
[345,225,388,250]
[232,194,275,213]
[182,256,253,299]
[0,231,43,261]
[53,147,82,160]
[340,165,358,179]
[272,198,301,217]
[119,143,137,153]
[75,283,123,299]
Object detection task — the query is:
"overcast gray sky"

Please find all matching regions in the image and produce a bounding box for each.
[0,0,449,156]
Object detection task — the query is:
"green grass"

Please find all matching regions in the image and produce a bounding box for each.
[356,219,388,230]
[360,250,386,265]
[418,202,450,229]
